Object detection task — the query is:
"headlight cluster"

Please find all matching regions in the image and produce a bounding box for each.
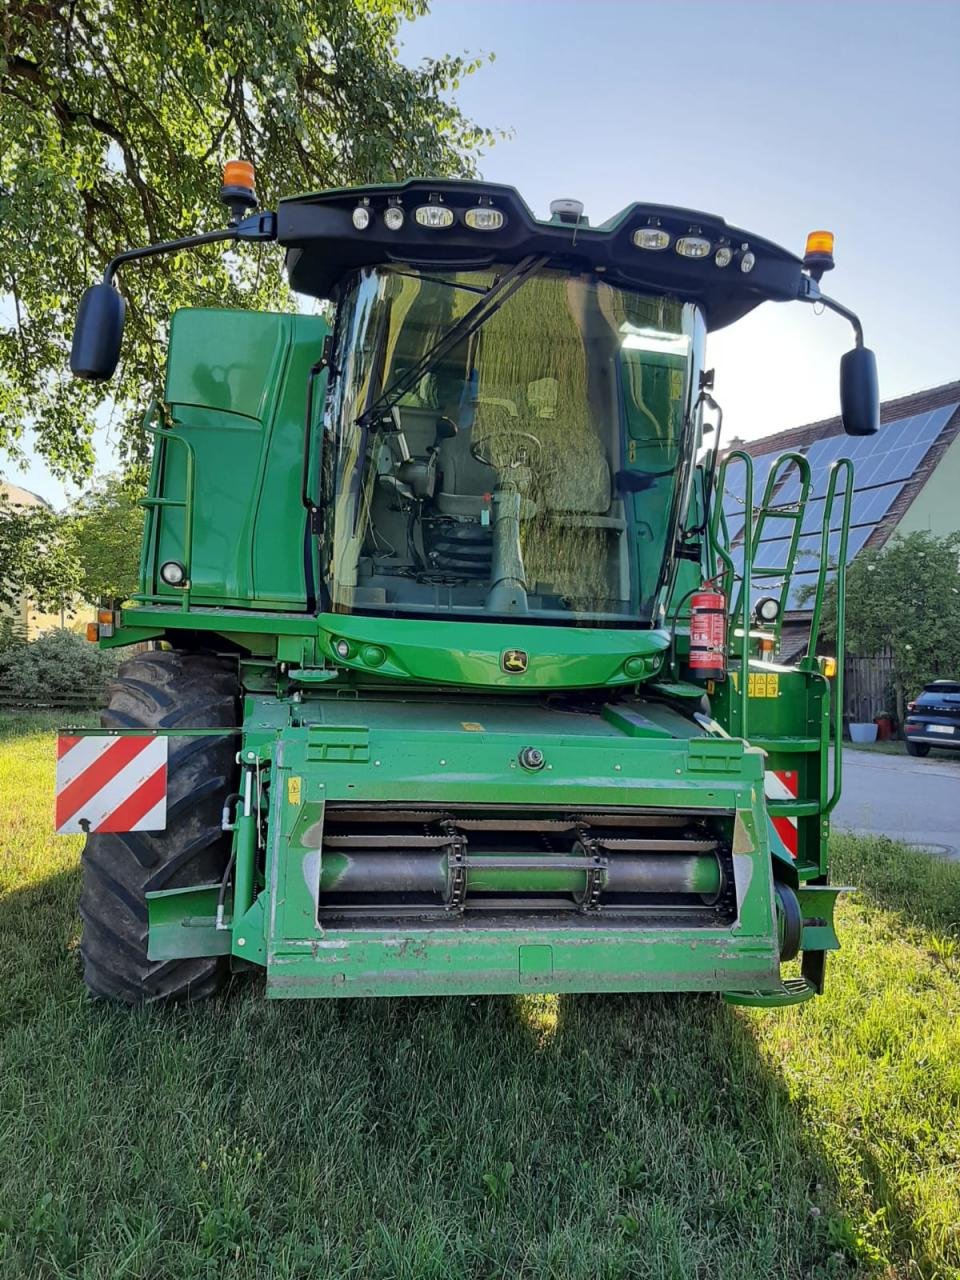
[633,225,756,273]
[352,196,505,234]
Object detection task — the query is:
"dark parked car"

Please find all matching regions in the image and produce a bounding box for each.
[903,680,960,756]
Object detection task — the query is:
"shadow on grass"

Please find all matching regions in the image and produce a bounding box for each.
[832,833,960,933]
[0,859,869,1280]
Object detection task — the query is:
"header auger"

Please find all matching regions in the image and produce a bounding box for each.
[60,166,879,1006]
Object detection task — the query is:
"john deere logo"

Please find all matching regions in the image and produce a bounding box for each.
[501,649,528,674]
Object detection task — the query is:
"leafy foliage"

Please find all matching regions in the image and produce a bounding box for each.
[0,627,119,702]
[0,489,80,610]
[817,531,960,716]
[65,469,146,603]
[1,0,493,479]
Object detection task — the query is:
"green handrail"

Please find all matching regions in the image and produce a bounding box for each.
[803,458,854,814]
[136,398,197,613]
[709,449,753,738]
[748,452,812,646]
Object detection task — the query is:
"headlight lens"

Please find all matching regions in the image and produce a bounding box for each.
[676,236,711,259]
[383,206,404,231]
[415,204,454,229]
[464,207,504,231]
[714,246,733,268]
[633,228,670,251]
[160,560,186,587]
[740,250,756,273]
[352,205,371,230]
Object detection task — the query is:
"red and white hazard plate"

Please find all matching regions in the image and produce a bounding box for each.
[55,734,168,835]
[764,768,799,858]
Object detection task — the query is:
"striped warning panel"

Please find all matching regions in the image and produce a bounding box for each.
[55,734,168,835]
[764,768,799,859]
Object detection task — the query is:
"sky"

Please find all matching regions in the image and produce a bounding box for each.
[4,0,958,506]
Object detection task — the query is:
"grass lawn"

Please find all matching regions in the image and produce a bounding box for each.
[1,714,957,1279]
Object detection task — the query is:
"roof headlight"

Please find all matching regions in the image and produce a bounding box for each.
[415,204,454,229]
[714,245,733,268]
[633,228,671,251]
[740,249,756,273]
[383,205,404,231]
[351,204,371,231]
[676,236,711,259]
[464,207,504,231]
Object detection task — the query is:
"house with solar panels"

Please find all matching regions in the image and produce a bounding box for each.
[723,379,960,667]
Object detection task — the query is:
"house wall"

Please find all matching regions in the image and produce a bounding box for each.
[897,432,960,538]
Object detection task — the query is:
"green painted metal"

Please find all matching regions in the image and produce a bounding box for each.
[146,884,231,960]
[82,182,864,1002]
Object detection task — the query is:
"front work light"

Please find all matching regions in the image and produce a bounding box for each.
[383,206,405,231]
[415,205,454,229]
[160,560,186,587]
[352,204,371,230]
[676,236,711,259]
[714,246,733,268]
[755,596,780,624]
[633,228,671,251]
[464,207,504,231]
[740,251,756,273]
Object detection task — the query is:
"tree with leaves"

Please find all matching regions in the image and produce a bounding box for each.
[815,531,960,725]
[1,0,493,480]
[0,487,80,611]
[65,468,147,603]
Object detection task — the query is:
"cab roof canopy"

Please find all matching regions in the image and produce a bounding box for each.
[278,179,805,331]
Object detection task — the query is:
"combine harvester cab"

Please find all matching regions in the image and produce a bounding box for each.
[61,172,880,1006]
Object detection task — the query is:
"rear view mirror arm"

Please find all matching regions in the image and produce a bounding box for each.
[797,275,864,347]
[101,211,276,285]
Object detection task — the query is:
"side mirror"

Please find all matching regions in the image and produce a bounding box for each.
[70,283,125,381]
[840,346,879,436]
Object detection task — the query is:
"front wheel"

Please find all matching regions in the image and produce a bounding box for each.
[905,741,930,758]
[79,650,238,1004]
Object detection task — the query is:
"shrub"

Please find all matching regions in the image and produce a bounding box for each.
[0,629,120,706]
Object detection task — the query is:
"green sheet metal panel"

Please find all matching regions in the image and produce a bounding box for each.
[150,308,328,609]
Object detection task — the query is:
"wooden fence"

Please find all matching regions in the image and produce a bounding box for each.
[844,648,895,725]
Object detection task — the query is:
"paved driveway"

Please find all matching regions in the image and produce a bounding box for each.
[832,747,960,859]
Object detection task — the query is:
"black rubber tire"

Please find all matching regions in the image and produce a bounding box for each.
[79,650,239,1004]
[905,741,930,758]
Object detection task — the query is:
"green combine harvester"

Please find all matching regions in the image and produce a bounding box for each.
[63,165,879,1006]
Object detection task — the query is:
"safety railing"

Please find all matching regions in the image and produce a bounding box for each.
[708,449,753,739]
[801,458,854,813]
[133,399,197,613]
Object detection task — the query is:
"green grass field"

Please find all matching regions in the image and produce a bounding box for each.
[1,713,957,1280]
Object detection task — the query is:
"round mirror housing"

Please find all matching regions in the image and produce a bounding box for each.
[70,283,126,381]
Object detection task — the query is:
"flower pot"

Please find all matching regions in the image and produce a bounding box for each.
[850,722,878,744]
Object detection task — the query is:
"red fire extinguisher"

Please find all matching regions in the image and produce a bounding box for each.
[689,582,727,682]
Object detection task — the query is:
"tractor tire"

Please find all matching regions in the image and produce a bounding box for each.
[905,740,930,758]
[79,650,239,1004]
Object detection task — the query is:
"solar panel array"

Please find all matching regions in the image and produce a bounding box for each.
[718,403,957,610]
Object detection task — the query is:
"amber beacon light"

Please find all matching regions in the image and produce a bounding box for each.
[803,229,835,281]
[221,160,258,222]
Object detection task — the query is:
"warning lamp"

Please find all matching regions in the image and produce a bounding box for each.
[97,607,116,638]
[220,159,258,224]
[819,655,838,679]
[803,229,835,282]
[85,622,99,643]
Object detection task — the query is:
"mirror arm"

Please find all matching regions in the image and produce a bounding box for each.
[101,211,276,285]
[797,274,864,347]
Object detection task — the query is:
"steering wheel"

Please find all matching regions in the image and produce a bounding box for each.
[470,429,543,471]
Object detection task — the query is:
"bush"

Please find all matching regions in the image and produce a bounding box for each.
[0,629,120,706]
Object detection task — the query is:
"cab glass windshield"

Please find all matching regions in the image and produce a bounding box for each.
[322,264,705,625]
